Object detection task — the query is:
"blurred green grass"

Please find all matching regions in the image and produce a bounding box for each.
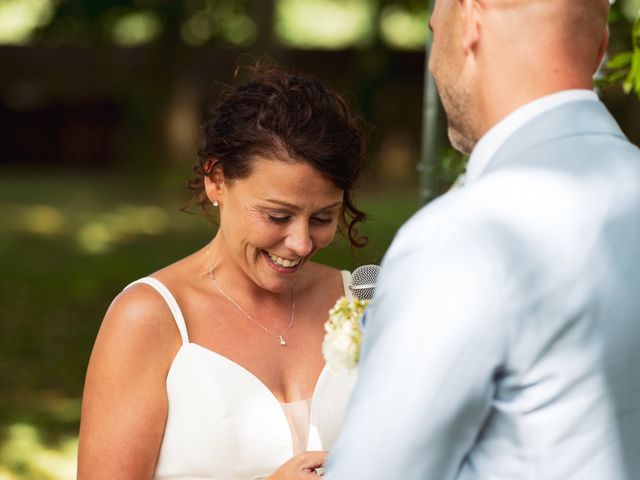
[0,170,420,479]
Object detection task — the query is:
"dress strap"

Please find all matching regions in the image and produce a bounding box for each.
[340,270,353,300]
[124,277,190,345]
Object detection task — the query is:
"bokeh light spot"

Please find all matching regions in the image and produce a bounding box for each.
[380,5,429,51]
[181,12,214,46]
[110,10,163,47]
[276,0,373,49]
[222,14,256,46]
[138,207,170,235]
[620,0,640,21]
[77,222,114,254]
[0,0,53,45]
[0,423,77,480]
[181,0,256,47]
[23,205,65,235]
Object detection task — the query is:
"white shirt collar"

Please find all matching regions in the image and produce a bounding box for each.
[464,89,599,185]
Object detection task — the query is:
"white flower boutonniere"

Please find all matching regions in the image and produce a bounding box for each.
[322,296,369,374]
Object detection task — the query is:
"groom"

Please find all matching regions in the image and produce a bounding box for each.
[325,0,640,478]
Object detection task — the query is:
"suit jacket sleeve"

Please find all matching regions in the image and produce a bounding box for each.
[325,207,507,479]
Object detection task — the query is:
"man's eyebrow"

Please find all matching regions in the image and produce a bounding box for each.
[262,199,343,211]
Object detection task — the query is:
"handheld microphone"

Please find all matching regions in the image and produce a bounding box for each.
[349,264,380,301]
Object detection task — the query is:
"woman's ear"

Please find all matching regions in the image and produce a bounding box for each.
[204,158,225,206]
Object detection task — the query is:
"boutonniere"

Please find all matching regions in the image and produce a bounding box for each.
[322,297,369,374]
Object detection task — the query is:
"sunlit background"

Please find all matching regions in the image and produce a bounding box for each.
[0,0,429,49]
[1,1,639,478]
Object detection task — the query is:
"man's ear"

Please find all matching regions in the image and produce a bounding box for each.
[203,158,225,205]
[460,0,480,55]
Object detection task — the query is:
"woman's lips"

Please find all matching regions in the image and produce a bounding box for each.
[262,250,302,274]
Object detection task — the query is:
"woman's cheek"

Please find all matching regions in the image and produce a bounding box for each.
[315,226,339,249]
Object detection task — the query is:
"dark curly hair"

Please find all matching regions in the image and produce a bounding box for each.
[187,65,369,249]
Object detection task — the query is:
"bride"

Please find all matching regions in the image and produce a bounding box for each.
[77,66,368,479]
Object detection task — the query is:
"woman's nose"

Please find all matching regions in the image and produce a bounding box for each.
[284,222,314,257]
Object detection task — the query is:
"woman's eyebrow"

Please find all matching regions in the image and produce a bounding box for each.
[262,199,343,211]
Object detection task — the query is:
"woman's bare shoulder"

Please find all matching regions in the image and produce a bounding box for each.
[97,280,183,364]
[109,280,175,326]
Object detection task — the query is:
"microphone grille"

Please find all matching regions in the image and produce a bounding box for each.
[349,264,380,300]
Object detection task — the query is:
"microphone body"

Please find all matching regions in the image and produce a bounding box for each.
[349,264,380,328]
[349,264,380,301]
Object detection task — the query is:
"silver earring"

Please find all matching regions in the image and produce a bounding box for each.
[212,200,219,207]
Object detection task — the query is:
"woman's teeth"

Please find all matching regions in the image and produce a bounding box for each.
[268,253,301,268]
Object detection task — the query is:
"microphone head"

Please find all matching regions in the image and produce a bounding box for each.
[349,264,380,301]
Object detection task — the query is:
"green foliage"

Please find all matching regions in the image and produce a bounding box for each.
[426,147,467,195]
[598,8,640,97]
[10,0,640,59]
[2,0,432,50]
[0,423,77,480]
[30,0,256,47]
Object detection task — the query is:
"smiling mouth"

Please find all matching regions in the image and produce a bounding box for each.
[265,251,302,269]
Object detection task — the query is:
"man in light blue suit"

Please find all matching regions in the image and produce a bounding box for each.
[325,0,640,478]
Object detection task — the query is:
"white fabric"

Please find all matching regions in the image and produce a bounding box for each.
[279,399,312,456]
[125,271,357,480]
[340,269,354,301]
[465,89,598,184]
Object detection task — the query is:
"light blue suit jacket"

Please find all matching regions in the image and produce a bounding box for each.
[325,100,640,479]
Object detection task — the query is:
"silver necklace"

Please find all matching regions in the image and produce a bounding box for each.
[206,244,295,346]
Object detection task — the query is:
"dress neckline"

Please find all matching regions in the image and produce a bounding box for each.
[127,276,334,405]
[184,342,329,407]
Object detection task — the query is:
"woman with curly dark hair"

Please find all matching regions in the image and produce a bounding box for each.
[78,66,369,479]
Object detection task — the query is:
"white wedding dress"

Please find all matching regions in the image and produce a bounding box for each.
[124,272,356,480]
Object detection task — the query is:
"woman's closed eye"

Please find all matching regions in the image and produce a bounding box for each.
[267,214,291,224]
[266,213,335,225]
[311,215,334,225]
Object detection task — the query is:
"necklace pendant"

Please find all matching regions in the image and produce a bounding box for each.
[279,336,287,346]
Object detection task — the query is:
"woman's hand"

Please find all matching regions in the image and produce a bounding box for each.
[268,451,328,479]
